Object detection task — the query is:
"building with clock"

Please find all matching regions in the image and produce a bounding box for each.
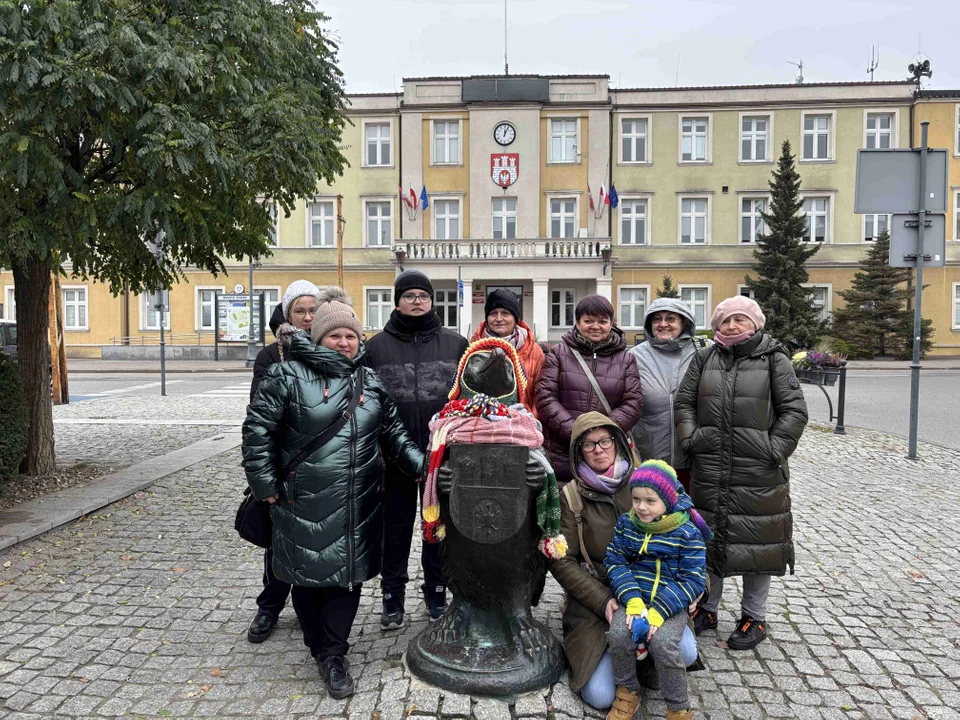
[4,74,960,356]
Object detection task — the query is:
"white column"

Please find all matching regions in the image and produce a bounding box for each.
[532,279,550,342]
[458,276,473,339]
[596,275,612,301]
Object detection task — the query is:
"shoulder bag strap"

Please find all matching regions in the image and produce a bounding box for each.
[570,349,613,416]
[563,481,602,577]
[280,369,363,480]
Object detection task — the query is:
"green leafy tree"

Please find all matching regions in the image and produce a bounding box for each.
[831,231,934,359]
[744,140,826,349]
[0,0,348,474]
[656,275,679,298]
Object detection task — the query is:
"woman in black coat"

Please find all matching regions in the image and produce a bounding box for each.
[675,296,807,651]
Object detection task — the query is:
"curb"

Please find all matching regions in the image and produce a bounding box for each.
[0,431,243,552]
[68,367,253,374]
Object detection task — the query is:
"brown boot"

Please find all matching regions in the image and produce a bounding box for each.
[666,710,694,720]
[606,686,640,720]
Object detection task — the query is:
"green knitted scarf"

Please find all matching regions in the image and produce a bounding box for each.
[629,509,690,536]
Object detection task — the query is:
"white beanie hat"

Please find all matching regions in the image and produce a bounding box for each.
[281,280,320,321]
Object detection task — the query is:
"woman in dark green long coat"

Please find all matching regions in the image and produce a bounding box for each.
[675,296,807,651]
[243,288,425,699]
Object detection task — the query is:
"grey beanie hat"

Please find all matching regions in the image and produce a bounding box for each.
[281,280,321,321]
[310,286,363,343]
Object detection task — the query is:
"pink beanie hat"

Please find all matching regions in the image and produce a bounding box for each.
[710,296,766,333]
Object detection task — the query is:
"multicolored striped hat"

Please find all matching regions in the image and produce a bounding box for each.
[629,459,713,541]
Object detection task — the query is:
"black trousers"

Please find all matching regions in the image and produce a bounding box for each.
[380,470,445,598]
[291,584,362,660]
[256,547,291,618]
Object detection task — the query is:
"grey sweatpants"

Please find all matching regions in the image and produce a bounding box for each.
[607,608,689,712]
[702,573,771,620]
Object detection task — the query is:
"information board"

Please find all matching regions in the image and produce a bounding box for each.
[217,294,263,342]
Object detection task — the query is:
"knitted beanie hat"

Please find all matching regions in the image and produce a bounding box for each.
[448,337,527,403]
[281,280,321,321]
[710,295,766,333]
[310,286,363,343]
[485,288,521,322]
[629,460,713,541]
[394,269,434,307]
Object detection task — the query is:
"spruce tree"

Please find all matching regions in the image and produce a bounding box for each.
[657,275,679,298]
[831,231,935,359]
[744,140,826,349]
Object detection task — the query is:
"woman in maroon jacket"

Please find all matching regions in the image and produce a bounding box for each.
[536,295,642,485]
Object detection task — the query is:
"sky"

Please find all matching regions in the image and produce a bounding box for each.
[315,0,959,94]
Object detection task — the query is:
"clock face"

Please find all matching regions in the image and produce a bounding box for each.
[494,122,516,146]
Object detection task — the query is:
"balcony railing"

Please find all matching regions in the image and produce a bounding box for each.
[395,239,610,261]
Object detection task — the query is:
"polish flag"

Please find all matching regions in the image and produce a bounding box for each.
[399,184,411,208]
[598,183,606,207]
[587,184,596,212]
[409,184,419,210]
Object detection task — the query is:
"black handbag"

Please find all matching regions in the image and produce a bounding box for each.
[235,370,364,548]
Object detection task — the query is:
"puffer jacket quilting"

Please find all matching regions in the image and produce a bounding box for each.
[674,332,807,578]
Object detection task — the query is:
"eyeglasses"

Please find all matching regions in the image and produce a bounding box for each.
[400,293,432,304]
[582,437,615,452]
[292,307,318,316]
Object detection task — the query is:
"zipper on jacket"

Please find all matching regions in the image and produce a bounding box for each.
[413,335,422,448]
[347,376,358,591]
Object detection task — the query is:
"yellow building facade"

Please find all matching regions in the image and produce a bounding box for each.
[2,77,959,356]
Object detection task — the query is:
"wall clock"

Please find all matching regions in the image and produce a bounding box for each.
[494,122,516,146]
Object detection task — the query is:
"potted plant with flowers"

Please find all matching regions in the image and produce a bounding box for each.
[791,349,846,386]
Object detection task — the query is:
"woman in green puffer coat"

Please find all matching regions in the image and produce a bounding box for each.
[675,296,807,652]
[243,288,425,700]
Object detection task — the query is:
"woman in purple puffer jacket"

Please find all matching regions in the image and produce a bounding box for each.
[536,295,643,485]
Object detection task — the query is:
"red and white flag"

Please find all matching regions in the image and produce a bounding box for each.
[598,183,606,207]
[399,184,411,209]
[587,184,595,212]
[409,184,419,210]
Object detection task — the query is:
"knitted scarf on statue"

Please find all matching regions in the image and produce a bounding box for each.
[422,394,567,559]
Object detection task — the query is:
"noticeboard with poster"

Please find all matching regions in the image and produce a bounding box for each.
[217,293,265,342]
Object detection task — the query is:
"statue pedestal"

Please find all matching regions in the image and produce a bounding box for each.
[405,444,565,697]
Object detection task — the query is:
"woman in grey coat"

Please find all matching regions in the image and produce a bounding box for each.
[628,298,707,492]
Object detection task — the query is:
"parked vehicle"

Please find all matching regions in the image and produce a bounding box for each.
[0,320,17,362]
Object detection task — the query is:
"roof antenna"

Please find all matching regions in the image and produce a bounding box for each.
[788,59,804,84]
[503,0,508,75]
[867,44,879,81]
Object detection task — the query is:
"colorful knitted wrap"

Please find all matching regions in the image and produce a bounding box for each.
[422,394,567,559]
[448,337,528,402]
[628,460,713,542]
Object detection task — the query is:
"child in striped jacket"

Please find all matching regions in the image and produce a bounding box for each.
[602,460,712,720]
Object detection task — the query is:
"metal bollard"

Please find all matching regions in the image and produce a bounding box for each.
[833,360,847,435]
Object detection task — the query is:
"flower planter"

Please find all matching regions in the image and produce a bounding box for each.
[796,367,839,386]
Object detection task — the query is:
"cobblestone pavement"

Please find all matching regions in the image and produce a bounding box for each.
[1,424,959,719]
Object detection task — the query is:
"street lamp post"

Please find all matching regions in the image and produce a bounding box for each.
[143,232,167,396]
[246,257,259,368]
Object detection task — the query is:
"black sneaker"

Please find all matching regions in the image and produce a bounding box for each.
[691,608,718,636]
[317,655,354,699]
[246,613,278,644]
[727,615,767,651]
[424,585,447,622]
[381,592,404,630]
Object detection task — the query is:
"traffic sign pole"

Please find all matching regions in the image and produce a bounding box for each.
[907,122,929,460]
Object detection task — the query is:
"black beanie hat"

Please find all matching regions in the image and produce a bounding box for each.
[394,269,434,307]
[485,288,521,322]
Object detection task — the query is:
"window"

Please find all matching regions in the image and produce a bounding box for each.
[621,118,648,163]
[433,199,460,240]
[679,286,710,330]
[802,113,832,160]
[741,115,769,161]
[865,113,893,149]
[954,283,960,329]
[266,202,280,247]
[364,122,391,167]
[256,287,281,338]
[620,199,648,245]
[803,197,830,243]
[679,197,709,245]
[738,285,756,300]
[680,116,709,162]
[806,285,831,322]
[308,200,335,247]
[365,201,392,247]
[549,198,577,238]
[955,191,960,241]
[864,214,889,243]
[740,197,767,243]
[618,287,648,328]
[62,287,88,330]
[550,119,578,163]
[365,288,393,330]
[196,288,223,331]
[4,287,14,320]
[142,290,170,331]
[492,197,517,240]
[551,289,575,327]
[956,105,960,156]
[433,120,460,164]
[434,289,458,329]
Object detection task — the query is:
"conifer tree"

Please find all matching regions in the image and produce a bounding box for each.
[657,275,679,298]
[744,140,825,349]
[831,231,934,359]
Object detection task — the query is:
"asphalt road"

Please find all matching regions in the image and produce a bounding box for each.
[801,369,960,451]
[67,369,960,451]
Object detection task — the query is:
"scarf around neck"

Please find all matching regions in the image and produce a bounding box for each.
[714,329,755,347]
[389,308,441,336]
[629,509,690,536]
[485,323,527,352]
[577,457,629,495]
